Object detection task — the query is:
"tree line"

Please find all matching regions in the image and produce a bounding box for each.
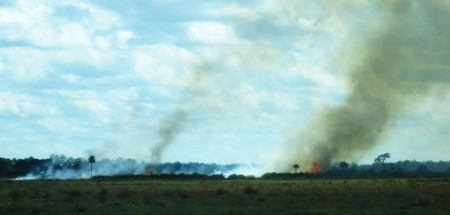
[0,155,83,178]
[0,154,242,179]
[1,153,450,179]
[287,153,450,178]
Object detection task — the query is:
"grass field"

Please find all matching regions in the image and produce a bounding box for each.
[1,178,450,215]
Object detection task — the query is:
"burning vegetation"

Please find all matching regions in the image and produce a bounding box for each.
[311,162,323,174]
[274,0,450,171]
[2,154,450,180]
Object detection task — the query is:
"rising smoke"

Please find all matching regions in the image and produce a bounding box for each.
[150,109,187,163]
[87,1,449,171]
[147,61,219,163]
[276,0,450,171]
[147,39,284,163]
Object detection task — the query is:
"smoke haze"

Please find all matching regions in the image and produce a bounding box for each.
[274,0,450,171]
[16,155,248,179]
[81,0,450,169]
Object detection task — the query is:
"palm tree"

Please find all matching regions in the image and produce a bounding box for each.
[293,164,300,173]
[88,155,96,177]
[339,161,348,170]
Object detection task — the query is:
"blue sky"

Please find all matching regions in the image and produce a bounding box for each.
[0,0,449,167]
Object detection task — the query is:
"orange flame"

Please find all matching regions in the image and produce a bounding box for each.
[311,162,322,174]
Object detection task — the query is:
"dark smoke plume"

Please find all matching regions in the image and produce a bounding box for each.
[145,43,276,163]
[277,1,450,171]
[147,62,216,163]
[150,109,187,163]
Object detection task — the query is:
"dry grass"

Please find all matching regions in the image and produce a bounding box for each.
[0,178,449,214]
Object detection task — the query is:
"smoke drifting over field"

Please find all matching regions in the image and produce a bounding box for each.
[277,1,450,170]
[17,155,249,179]
[83,1,450,170]
[98,24,283,164]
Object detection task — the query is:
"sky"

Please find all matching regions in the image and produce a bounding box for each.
[0,0,449,167]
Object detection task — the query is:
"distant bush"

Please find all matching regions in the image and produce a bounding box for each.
[70,190,82,197]
[243,186,258,194]
[260,172,312,179]
[227,174,257,180]
[227,174,246,180]
[91,173,225,181]
[214,188,228,195]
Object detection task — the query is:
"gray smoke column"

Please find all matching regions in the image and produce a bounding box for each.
[277,1,450,170]
[145,38,279,163]
[150,109,187,163]
[148,61,219,163]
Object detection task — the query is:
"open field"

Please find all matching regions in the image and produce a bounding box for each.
[1,178,450,215]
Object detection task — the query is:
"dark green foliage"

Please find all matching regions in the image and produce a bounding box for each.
[98,188,108,204]
[50,154,82,171]
[214,188,227,195]
[88,156,96,177]
[69,190,82,197]
[0,158,13,177]
[227,174,247,180]
[243,186,259,194]
[293,164,300,173]
[8,190,20,202]
[0,155,83,178]
[374,153,391,171]
[0,157,49,178]
[339,162,349,169]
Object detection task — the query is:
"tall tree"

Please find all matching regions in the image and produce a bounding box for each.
[293,164,300,173]
[88,156,96,177]
[339,161,349,170]
[374,153,390,171]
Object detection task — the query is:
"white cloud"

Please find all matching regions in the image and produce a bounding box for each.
[32,143,81,158]
[61,74,81,83]
[218,4,261,22]
[73,99,109,115]
[38,118,88,133]
[133,44,198,84]
[43,89,96,100]
[0,91,59,116]
[232,83,260,109]
[40,89,112,117]
[105,88,140,102]
[0,0,132,82]
[0,1,122,47]
[135,52,176,83]
[116,30,134,41]
[0,48,51,80]
[69,1,121,31]
[297,17,317,30]
[116,30,134,47]
[187,21,236,44]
